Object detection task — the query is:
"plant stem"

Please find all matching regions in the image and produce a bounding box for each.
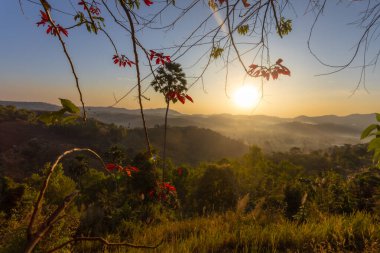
[163,101,170,182]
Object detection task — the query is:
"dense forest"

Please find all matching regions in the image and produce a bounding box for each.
[1,105,380,252]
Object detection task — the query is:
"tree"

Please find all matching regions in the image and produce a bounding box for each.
[194,164,238,214]
[150,62,190,181]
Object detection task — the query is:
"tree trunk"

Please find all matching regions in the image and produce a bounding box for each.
[163,101,170,182]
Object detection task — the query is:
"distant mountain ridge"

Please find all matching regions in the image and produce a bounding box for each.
[1,100,375,152]
[0,100,182,116]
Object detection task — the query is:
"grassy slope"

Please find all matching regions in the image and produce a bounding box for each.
[121,212,379,253]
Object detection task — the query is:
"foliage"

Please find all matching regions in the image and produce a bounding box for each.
[2,107,380,251]
[150,62,189,104]
[38,98,81,126]
[237,24,249,35]
[0,105,36,122]
[193,164,239,215]
[361,113,380,167]
[248,58,291,80]
[211,47,224,59]
[125,212,380,253]
[277,17,292,36]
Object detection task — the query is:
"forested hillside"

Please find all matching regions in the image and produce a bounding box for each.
[0,105,247,179]
[2,105,380,252]
[1,100,372,152]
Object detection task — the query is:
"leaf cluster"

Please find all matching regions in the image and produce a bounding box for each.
[277,17,292,37]
[361,113,380,167]
[150,62,187,104]
[38,98,80,126]
[237,24,249,36]
[211,47,224,59]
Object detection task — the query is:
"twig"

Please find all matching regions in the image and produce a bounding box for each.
[26,148,106,250]
[39,0,87,121]
[47,237,163,252]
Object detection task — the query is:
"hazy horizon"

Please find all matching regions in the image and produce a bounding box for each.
[0,98,377,119]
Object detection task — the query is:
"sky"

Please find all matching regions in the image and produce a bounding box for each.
[1,0,380,117]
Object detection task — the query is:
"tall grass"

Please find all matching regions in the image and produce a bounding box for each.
[117,212,379,253]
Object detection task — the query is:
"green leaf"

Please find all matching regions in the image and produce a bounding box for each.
[237,25,249,35]
[361,124,378,139]
[211,47,224,59]
[59,98,80,114]
[61,115,79,124]
[208,0,217,11]
[38,109,65,126]
[369,131,380,137]
[373,149,380,163]
[86,23,91,32]
[38,112,54,126]
[368,138,380,152]
[277,17,292,37]
[376,113,380,122]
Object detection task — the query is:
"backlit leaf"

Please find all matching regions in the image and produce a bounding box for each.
[361,124,378,139]
[60,98,80,114]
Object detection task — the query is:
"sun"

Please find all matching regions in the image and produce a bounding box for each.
[233,85,260,108]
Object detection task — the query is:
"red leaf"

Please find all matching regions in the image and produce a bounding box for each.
[177,94,185,104]
[249,64,258,70]
[253,70,260,77]
[59,26,68,37]
[106,163,117,171]
[242,0,250,8]
[149,50,156,60]
[40,10,48,20]
[166,91,176,100]
[90,6,100,15]
[271,70,278,80]
[144,0,154,6]
[185,94,193,103]
[281,66,291,76]
[78,0,88,10]
[129,166,139,172]
[163,183,176,192]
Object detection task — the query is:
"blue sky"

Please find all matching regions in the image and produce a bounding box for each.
[1,0,379,117]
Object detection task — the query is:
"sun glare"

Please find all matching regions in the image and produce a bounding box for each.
[233,85,260,109]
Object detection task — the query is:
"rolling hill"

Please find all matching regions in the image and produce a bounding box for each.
[0,100,375,152]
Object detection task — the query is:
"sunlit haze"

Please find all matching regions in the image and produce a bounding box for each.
[233,85,260,109]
